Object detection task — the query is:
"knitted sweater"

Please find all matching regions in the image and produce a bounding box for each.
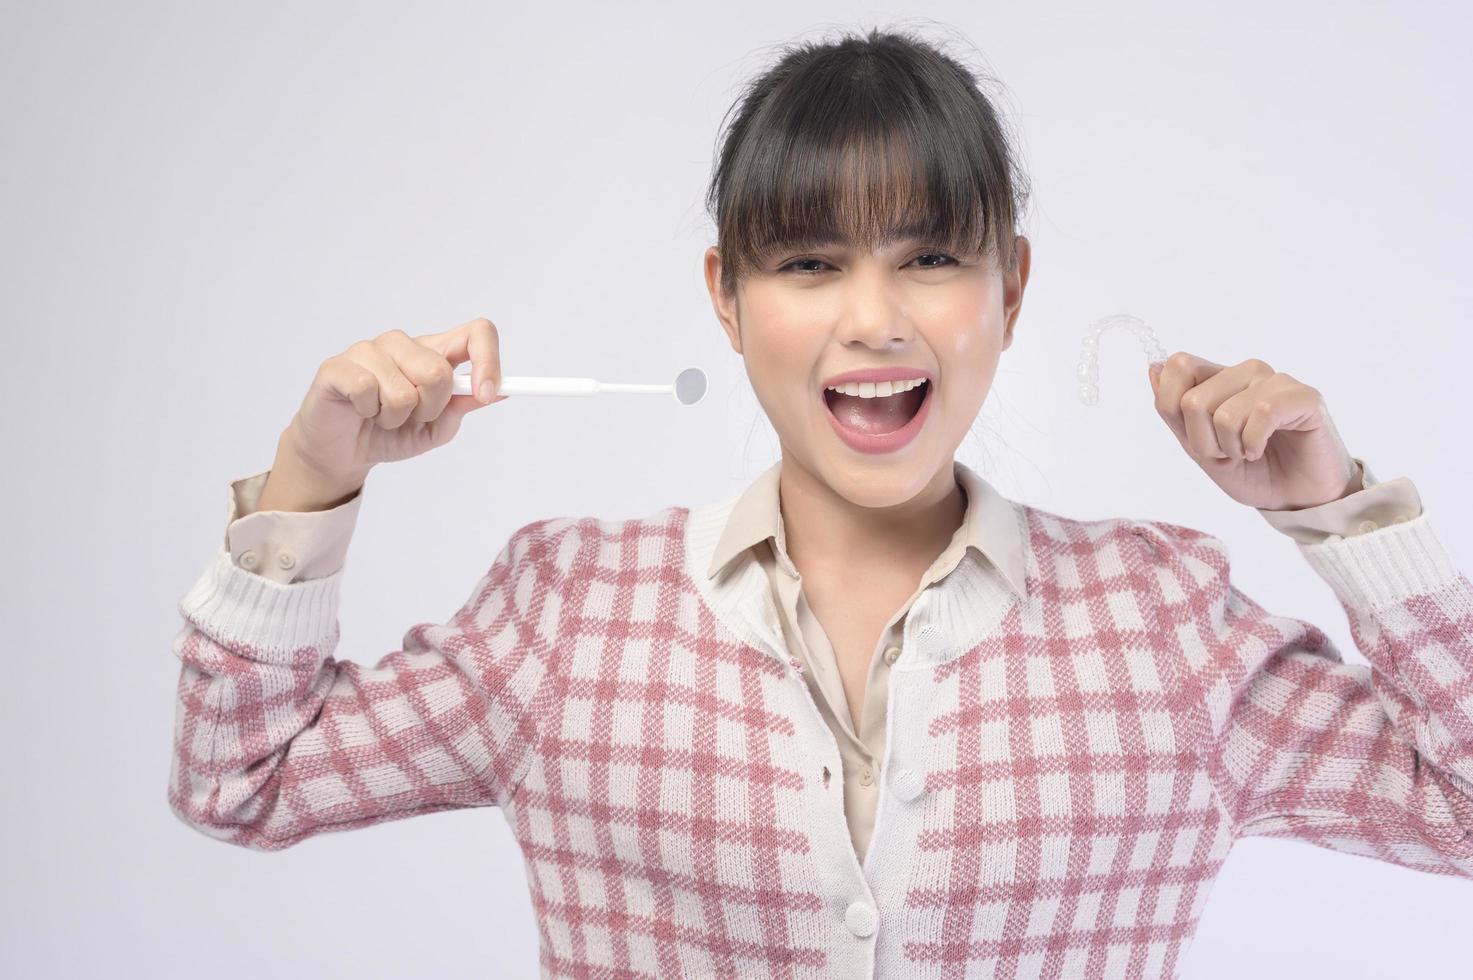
[168,482,1473,979]
[704,457,1422,864]
[210,456,1425,876]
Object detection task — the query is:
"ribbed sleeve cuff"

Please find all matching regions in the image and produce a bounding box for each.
[1296,513,1460,611]
[177,544,344,660]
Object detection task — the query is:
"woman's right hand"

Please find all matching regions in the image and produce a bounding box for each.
[268,317,508,508]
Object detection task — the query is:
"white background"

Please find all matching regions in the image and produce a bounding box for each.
[2,1,1469,976]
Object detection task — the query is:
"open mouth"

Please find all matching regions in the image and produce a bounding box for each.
[823,379,930,435]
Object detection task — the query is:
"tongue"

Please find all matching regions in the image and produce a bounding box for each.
[827,385,926,435]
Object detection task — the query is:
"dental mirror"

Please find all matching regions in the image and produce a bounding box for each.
[451,365,707,406]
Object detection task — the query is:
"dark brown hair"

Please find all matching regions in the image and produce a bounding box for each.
[705,24,1031,297]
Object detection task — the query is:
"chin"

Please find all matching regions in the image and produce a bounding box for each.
[812,450,951,507]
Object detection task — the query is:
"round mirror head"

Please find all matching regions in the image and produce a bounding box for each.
[674,366,707,406]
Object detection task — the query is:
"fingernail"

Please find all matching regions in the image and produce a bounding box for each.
[479,380,494,403]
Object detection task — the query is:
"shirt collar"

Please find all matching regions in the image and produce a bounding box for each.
[704,458,1028,600]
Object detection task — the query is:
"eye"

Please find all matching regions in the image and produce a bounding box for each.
[912,251,960,269]
[777,251,961,275]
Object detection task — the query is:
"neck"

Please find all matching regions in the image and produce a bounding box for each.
[777,454,966,580]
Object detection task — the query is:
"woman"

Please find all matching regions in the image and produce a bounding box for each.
[168,25,1471,979]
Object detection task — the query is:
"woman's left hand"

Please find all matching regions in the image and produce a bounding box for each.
[1147,353,1361,511]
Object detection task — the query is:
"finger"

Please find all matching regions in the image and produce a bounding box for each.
[316,354,384,420]
[378,329,454,422]
[1161,356,1251,459]
[418,316,503,404]
[1154,352,1221,454]
[425,387,489,445]
[1235,374,1304,461]
[467,318,502,403]
[1191,360,1274,460]
[1212,380,1277,461]
[348,339,419,430]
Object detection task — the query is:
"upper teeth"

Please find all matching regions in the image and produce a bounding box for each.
[824,378,927,398]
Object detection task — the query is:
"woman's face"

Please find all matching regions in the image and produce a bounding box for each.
[703,233,1032,507]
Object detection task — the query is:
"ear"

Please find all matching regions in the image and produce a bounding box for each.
[703,245,743,354]
[1000,234,1031,351]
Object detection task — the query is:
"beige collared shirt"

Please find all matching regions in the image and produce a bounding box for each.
[703,459,1031,863]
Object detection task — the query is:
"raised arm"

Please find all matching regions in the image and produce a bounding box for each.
[1137,515,1473,876]
[167,517,562,851]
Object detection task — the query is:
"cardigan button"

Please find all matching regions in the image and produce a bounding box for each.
[844,899,877,937]
[891,767,924,802]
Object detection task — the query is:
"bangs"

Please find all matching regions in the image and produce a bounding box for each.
[750,129,991,261]
[708,32,1025,292]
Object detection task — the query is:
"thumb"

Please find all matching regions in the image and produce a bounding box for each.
[427,392,506,446]
[441,389,507,425]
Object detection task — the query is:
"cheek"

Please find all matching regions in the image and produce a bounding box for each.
[948,322,1005,363]
[926,281,1000,359]
[936,312,999,367]
[744,322,810,385]
[736,329,821,428]
[741,288,822,377]
[933,321,1003,415]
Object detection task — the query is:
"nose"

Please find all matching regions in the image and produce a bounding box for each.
[833,266,913,348]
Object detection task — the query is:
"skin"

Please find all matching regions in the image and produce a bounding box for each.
[703,234,1032,581]
[703,234,1032,726]
[1146,355,1360,511]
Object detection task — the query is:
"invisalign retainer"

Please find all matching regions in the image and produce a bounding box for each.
[1078,314,1169,406]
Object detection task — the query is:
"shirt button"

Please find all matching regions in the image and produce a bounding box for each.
[1357,519,1380,534]
[883,646,901,666]
[844,899,877,938]
[239,550,258,569]
[859,767,874,787]
[277,551,296,570]
[1392,514,1411,524]
[891,767,924,802]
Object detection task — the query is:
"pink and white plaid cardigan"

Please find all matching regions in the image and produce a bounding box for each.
[169,488,1473,978]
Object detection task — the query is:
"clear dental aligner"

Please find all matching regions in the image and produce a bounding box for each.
[1078,314,1169,406]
